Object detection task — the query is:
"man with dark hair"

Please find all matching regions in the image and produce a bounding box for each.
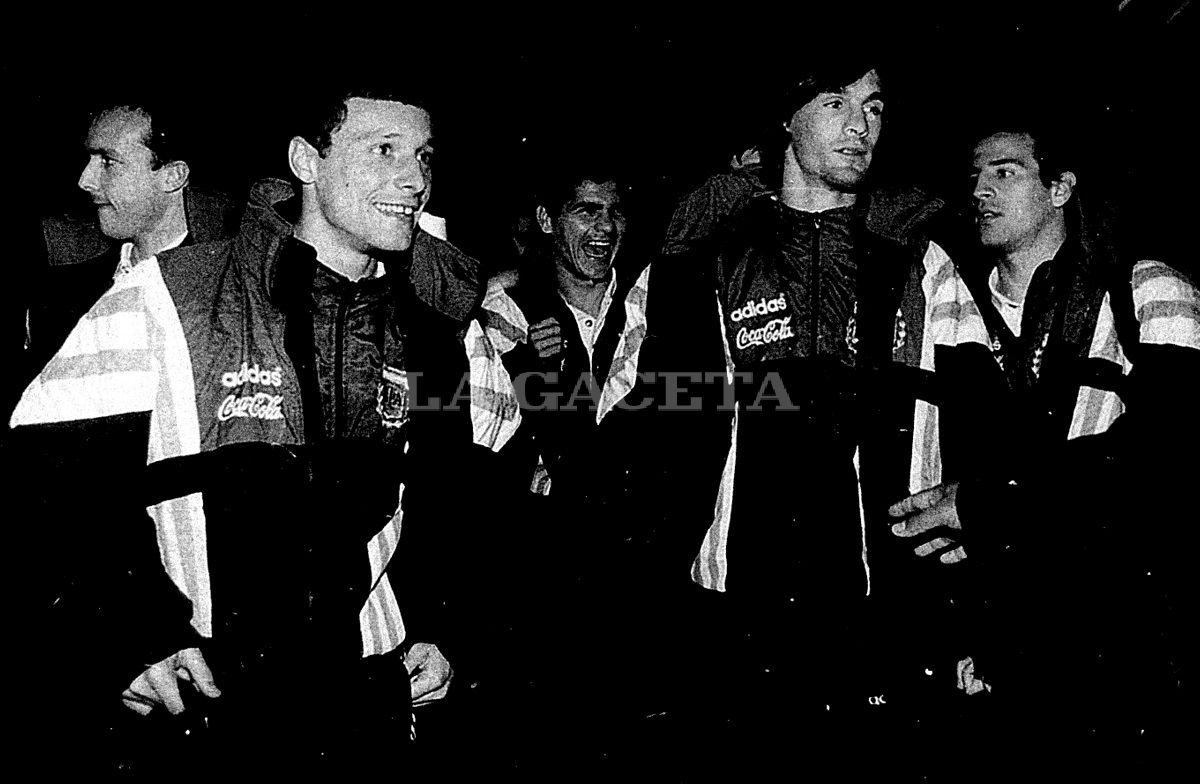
[889,121,1197,775]
[10,85,481,775]
[24,101,241,376]
[465,151,719,773]
[658,57,971,774]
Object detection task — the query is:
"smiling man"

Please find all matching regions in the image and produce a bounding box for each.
[462,151,724,772]
[10,85,482,775]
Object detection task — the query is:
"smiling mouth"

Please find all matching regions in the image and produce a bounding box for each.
[373,202,416,218]
[835,147,868,157]
[977,210,1000,226]
[581,240,614,259]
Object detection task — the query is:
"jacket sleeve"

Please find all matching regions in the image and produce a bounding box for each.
[660,169,766,258]
[960,262,1200,566]
[411,231,485,323]
[4,414,201,698]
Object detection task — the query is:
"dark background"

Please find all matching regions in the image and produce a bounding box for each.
[2,1,1194,272]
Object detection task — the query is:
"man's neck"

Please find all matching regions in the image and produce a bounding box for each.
[130,194,188,263]
[295,200,378,282]
[556,265,609,318]
[779,146,857,213]
[994,220,1067,304]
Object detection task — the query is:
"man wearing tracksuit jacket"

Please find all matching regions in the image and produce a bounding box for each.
[889,121,1198,777]
[465,155,722,774]
[657,59,977,777]
[10,86,481,775]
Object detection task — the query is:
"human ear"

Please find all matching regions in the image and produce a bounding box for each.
[159,160,190,193]
[288,136,320,185]
[1050,171,1076,207]
[535,205,554,235]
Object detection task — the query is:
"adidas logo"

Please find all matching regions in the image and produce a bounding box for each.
[221,362,284,389]
[730,294,787,323]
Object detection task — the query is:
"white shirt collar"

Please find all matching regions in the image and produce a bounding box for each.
[115,231,188,279]
[560,271,619,367]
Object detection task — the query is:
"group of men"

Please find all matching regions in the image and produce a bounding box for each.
[7,52,1196,780]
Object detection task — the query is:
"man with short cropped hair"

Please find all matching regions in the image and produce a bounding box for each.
[659,57,969,775]
[11,84,481,775]
[889,121,1197,775]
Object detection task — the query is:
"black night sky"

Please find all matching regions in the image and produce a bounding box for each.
[3,2,1194,274]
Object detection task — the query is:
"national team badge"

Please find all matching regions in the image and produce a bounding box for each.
[845,301,859,356]
[377,365,410,429]
[892,308,908,354]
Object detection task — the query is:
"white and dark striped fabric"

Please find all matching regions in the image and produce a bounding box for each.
[466,280,528,454]
[691,297,738,592]
[12,254,418,656]
[360,483,407,656]
[1067,259,1200,439]
[908,241,990,495]
[467,265,652,463]
[11,257,214,637]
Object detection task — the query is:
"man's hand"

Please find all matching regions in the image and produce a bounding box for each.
[956,656,992,696]
[731,147,762,171]
[405,642,452,708]
[122,647,220,716]
[888,482,967,564]
[529,318,565,361]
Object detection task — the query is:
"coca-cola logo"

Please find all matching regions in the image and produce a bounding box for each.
[736,316,795,350]
[217,392,284,421]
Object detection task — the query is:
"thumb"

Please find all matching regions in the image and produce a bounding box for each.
[180,647,221,698]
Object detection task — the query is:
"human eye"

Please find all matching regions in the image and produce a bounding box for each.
[101,155,119,169]
[374,142,394,156]
[823,97,844,109]
[416,147,435,167]
[866,102,884,117]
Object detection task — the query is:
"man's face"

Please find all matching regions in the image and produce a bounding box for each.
[540,180,627,283]
[78,108,170,241]
[971,132,1059,251]
[313,97,433,254]
[787,69,884,192]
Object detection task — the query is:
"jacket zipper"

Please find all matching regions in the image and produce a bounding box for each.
[334,293,347,438]
[811,216,821,357]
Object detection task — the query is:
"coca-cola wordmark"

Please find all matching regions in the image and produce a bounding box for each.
[736,316,796,350]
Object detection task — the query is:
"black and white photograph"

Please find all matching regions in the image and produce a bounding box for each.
[2,2,1194,779]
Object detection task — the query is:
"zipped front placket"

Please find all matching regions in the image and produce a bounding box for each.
[334,292,348,438]
[811,215,822,357]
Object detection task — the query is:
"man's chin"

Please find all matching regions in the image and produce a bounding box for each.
[372,231,415,254]
[823,168,869,193]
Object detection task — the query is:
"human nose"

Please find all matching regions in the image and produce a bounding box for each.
[78,157,100,193]
[594,210,616,234]
[393,156,428,198]
[972,173,994,202]
[845,106,869,138]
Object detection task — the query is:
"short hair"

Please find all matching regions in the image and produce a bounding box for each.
[777,57,886,124]
[532,147,631,217]
[294,83,436,157]
[971,119,1075,189]
[89,101,187,170]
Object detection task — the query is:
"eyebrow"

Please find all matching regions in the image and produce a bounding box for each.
[353,129,436,146]
[818,89,885,104]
